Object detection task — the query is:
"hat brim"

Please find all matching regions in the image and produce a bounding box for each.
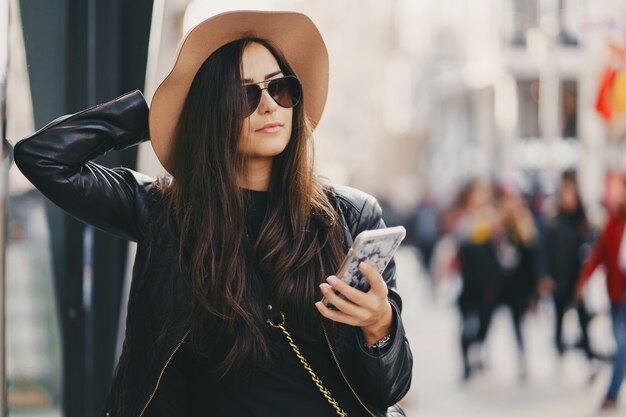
[149,10,329,174]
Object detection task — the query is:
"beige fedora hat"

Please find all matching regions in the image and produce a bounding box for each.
[149,10,329,173]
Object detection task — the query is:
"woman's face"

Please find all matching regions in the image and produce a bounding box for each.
[238,42,293,159]
[467,183,491,210]
[558,180,578,213]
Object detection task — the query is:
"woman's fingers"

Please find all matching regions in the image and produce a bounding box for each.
[319,283,360,316]
[358,262,388,296]
[322,262,386,305]
[323,275,366,304]
[315,300,359,326]
[316,262,390,328]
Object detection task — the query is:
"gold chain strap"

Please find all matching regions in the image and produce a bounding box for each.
[267,309,348,417]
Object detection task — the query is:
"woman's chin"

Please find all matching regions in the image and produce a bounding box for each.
[241,142,289,159]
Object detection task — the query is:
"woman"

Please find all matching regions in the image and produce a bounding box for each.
[544,171,595,363]
[13,10,412,417]
[453,181,501,380]
[493,184,539,381]
[577,173,626,410]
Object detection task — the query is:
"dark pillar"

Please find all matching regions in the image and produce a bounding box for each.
[18,0,153,415]
[1,1,10,414]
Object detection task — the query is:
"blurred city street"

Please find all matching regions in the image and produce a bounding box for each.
[396,246,623,417]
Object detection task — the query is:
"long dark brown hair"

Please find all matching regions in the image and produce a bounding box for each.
[156,38,345,376]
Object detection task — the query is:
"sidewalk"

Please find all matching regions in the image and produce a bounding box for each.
[395,246,624,417]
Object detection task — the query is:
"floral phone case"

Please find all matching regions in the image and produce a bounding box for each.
[337,226,406,291]
[324,226,406,309]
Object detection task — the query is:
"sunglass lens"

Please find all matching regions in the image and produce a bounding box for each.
[268,77,301,109]
[245,84,262,115]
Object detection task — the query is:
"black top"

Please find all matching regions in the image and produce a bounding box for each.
[189,319,366,417]
[545,211,590,299]
[149,189,367,417]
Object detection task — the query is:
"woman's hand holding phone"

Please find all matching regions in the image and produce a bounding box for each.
[315,262,393,346]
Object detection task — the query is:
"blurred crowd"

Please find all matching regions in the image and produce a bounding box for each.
[384,170,626,411]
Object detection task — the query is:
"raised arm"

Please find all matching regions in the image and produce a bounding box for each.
[13,90,155,242]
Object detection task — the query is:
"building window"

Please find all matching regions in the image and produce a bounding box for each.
[560,80,578,139]
[558,0,583,46]
[517,80,540,139]
[504,0,538,47]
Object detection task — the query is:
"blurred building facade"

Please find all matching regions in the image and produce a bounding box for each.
[140,0,626,220]
[420,0,626,224]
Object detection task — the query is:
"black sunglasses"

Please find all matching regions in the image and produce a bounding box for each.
[244,75,302,116]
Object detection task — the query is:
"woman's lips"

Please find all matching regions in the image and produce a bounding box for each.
[255,122,283,133]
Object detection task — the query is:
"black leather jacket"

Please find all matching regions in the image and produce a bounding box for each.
[13,91,413,417]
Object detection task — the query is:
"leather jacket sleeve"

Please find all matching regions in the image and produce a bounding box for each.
[13,90,153,242]
[352,195,413,408]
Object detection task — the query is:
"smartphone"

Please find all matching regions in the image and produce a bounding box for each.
[323,226,406,308]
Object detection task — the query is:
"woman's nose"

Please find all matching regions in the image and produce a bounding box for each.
[256,89,278,114]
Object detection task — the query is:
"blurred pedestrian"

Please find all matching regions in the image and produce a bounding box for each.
[526,182,550,296]
[413,191,439,277]
[494,184,540,380]
[454,181,501,380]
[13,10,412,416]
[577,172,626,410]
[543,171,597,370]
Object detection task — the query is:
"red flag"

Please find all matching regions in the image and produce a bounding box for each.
[596,67,617,121]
